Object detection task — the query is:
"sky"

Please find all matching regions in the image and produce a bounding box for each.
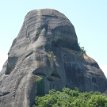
[0,0,107,77]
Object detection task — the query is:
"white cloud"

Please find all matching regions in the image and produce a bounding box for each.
[100,65,107,78]
[0,51,7,71]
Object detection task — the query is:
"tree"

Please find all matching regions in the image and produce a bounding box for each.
[34,88,107,107]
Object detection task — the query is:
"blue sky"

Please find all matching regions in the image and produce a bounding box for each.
[0,0,107,76]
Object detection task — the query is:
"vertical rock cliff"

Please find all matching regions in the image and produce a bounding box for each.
[0,9,107,107]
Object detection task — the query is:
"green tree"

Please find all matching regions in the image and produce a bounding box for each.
[88,95,107,107]
[34,88,107,107]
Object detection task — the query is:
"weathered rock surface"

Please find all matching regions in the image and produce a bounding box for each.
[0,9,107,107]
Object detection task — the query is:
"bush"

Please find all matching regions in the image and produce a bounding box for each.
[88,95,107,107]
[34,88,107,107]
[80,47,86,54]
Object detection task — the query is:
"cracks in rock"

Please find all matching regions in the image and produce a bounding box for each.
[47,70,61,82]
[33,72,46,77]
[5,57,18,75]
[25,51,33,58]
[0,92,10,97]
[12,72,26,98]
[42,15,58,19]
[32,68,46,77]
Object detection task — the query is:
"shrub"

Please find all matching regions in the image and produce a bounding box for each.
[80,47,86,54]
[34,88,107,107]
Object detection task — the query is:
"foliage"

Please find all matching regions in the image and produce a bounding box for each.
[78,43,86,54]
[80,47,86,54]
[47,51,56,61]
[34,88,107,107]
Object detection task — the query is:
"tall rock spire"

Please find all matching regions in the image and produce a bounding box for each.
[0,9,107,107]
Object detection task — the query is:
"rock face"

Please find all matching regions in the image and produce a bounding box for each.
[0,9,107,107]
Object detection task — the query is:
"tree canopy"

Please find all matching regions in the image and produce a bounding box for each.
[34,88,107,107]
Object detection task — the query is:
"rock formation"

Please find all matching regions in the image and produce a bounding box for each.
[0,9,107,107]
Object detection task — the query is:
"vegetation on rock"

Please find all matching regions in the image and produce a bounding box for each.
[80,46,86,54]
[34,88,107,107]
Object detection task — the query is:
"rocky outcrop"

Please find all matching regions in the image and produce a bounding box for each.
[0,9,107,107]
